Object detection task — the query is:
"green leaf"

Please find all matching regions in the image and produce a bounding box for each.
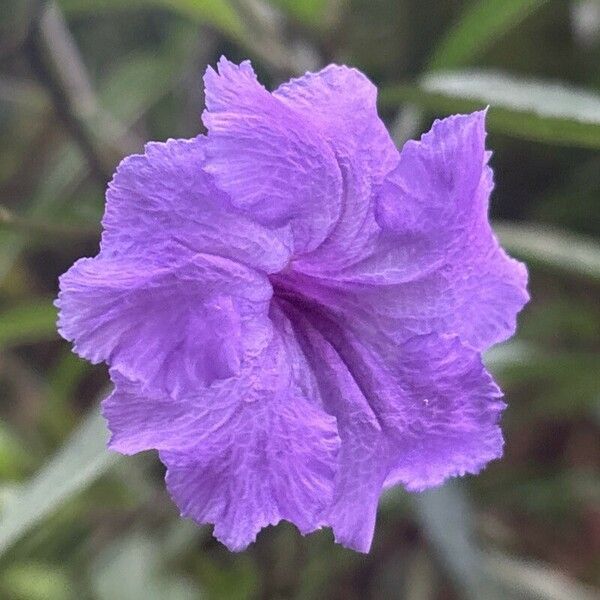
[0,299,58,347]
[380,71,600,149]
[484,340,538,371]
[494,221,600,281]
[0,408,118,557]
[428,0,550,71]
[59,0,244,39]
[391,0,550,146]
[412,482,506,600]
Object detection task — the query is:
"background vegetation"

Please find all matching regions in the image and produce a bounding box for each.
[1,0,599,598]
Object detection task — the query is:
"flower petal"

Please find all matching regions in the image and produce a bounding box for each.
[274,65,399,272]
[202,57,343,254]
[274,64,398,187]
[57,254,273,395]
[381,333,506,491]
[159,315,340,551]
[102,136,292,274]
[281,301,504,549]
[102,370,204,454]
[288,309,387,552]
[282,111,528,351]
[326,323,506,492]
[372,111,529,349]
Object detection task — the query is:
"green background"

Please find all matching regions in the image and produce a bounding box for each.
[0,0,599,598]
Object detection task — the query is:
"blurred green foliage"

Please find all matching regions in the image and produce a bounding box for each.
[1,0,599,598]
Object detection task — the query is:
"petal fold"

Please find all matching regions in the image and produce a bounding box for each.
[288,310,387,552]
[102,136,292,274]
[275,65,400,272]
[202,58,343,254]
[57,254,272,395]
[101,308,340,552]
[281,302,505,550]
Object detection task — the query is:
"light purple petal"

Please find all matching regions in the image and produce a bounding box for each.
[326,324,505,492]
[101,308,340,551]
[280,301,504,550]
[160,315,340,551]
[275,65,399,272]
[57,254,273,395]
[202,57,343,254]
[102,370,202,454]
[279,111,528,351]
[161,397,338,551]
[381,333,505,491]
[371,111,529,349]
[287,309,387,552]
[102,136,292,274]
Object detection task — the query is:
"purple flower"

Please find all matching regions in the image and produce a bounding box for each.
[56,58,529,552]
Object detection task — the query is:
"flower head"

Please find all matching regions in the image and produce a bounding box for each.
[56,57,529,552]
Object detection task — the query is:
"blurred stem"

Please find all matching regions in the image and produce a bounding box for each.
[413,482,504,600]
[484,551,600,600]
[24,1,112,185]
[23,2,141,186]
[0,204,99,239]
[0,0,37,59]
[233,0,320,76]
[0,76,47,110]
[0,352,47,440]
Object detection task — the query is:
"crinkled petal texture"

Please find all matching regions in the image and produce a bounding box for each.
[371,110,529,349]
[57,254,273,395]
[202,58,343,255]
[104,308,340,550]
[56,57,529,554]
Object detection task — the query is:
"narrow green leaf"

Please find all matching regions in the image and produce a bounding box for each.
[0,423,33,480]
[429,0,549,71]
[58,0,245,39]
[393,0,550,146]
[0,204,98,239]
[412,482,506,600]
[158,0,244,38]
[494,221,600,281]
[0,299,58,347]
[424,71,600,124]
[484,340,538,371]
[380,72,600,149]
[0,408,117,557]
